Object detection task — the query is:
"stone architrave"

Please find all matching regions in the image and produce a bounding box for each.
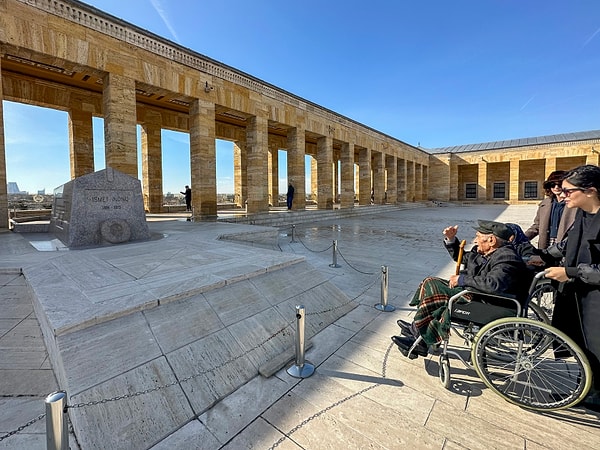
[49,168,150,248]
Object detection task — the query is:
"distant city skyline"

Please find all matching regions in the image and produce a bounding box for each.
[4,1,600,196]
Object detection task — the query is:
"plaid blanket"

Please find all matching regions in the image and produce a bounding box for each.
[409,277,469,345]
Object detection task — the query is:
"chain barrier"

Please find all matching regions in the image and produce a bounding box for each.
[286,225,378,275]
[336,247,377,275]
[68,316,297,410]
[1,225,390,443]
[268,341,395,449]
[0,412,46,442]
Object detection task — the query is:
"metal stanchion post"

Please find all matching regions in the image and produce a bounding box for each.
[375,265,395,311]
[287,305,315,378]
[45,391,68,450]
[329,240,341,268]
[291,224,296,242]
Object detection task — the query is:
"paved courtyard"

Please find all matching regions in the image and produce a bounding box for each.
[1,204,599,449]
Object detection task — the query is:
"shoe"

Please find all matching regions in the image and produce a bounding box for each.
[397,319,416,337]
[391,335,428,359]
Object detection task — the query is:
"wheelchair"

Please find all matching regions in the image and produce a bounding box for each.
[404,271,593,411]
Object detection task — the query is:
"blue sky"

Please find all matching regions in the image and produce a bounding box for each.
[4,0,600,194]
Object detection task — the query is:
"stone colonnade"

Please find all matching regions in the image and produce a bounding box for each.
[0,0,429,229]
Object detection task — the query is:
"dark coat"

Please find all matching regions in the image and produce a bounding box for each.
[552,208,600,378]
[525,197,576,249]
[445,239,530,303]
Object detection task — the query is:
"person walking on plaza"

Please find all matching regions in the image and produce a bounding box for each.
[392,220,529,358]
[181,185,192,211]
[286,182,295,210]
[542,165,600,410]
[525,170,576,249]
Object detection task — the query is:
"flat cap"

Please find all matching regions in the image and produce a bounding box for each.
[472,219,514,241]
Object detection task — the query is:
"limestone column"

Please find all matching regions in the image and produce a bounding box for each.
[102,73,138,177]
[311,157,318,202]
[372,151,385,204]
[268,141,278,206]
[317,136,334,209]
[140,110,163,213]
[190,99,217,218]
[478,160,488,202]
[587,153,600,166]
[355,164,360,201]
[233,141,246,207]
[422,165,429,201]
[287,125,306,210]
[0,59,7,229]
[449,158,459,201]
[340,142,355,208]
[68,100,94,178]
[415,164,423,201]
[509,158,520,202]
[407,161,415,202]
[358,148,371,205]
[386,154,397,204]
[246,114,269,213]
[397,158,407,202]
[545,157,557,177]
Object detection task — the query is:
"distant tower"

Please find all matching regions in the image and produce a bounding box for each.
[7,182,21,194]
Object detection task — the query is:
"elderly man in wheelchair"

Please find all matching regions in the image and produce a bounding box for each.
[392,219,593,411]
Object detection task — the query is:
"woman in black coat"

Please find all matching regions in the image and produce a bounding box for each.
[544,164,600,410]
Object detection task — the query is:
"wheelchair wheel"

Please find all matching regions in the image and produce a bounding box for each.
[529,282,556,321]
[439,355,451,389]
[472,318,592,411]
[526,301,550,324]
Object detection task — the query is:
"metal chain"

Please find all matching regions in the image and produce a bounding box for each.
[0,413,46,442]
[336,247,377,275]
[305,273,380,317]
[295,235,334,253]
[268,341,395,449]
[69,318,297,410]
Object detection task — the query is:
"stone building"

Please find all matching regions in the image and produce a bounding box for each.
[428,130,600,203]
[0,0,598,231]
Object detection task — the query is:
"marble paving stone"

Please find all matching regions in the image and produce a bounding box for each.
[204,280,272,327]
[0,369,57,395]
[221,417,302,450]
[0,295,34,319]
[226,307,296,370]
[57,312,162,394]
[69,357,193,450]
[333,337,394,376]
[0,397,46,433]
[199,374,296,445]
[166,328,258,415]
[332,304,382,333]
[0,434,45,450]
[249,261,329,305]
[260,390,386,449]
[424,397,526,449]
[0,349,48,369]
[0,318,20,337]
[0,318,46,349]
[137,269,226,302]
[300,322,356,368]
[150,419,221,450]
[143,294,224,354]
[51,253,135,290]
[466,389,600,448]
[82,278,159,304]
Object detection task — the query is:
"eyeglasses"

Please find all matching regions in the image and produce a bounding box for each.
[559,187,586,196]
[548,182,561,188]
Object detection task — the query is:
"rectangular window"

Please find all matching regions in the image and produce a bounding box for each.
[493,182,506,199]
[524,181,538,199]
[465,183,477,199]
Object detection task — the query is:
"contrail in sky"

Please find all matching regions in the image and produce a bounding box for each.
[520,95,535,111]
[582,26,600,48]
[150,0,181,43]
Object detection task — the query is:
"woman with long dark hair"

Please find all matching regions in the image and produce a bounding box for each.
[544,164,600,410]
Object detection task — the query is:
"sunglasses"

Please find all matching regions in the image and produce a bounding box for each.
[559,187,586,196]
